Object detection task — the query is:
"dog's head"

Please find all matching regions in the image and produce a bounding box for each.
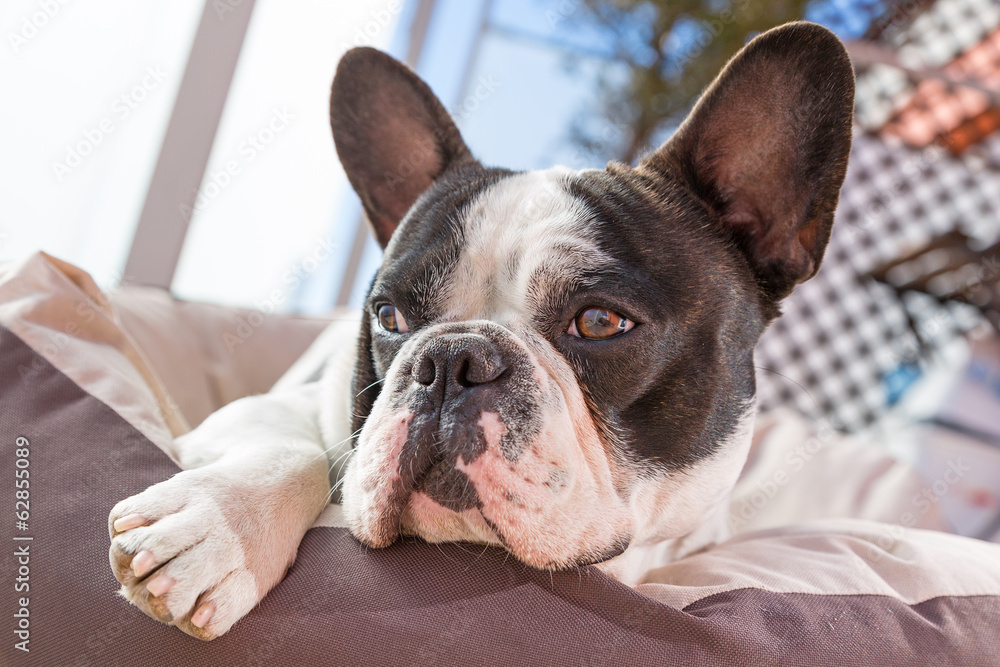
[331,22,854,569]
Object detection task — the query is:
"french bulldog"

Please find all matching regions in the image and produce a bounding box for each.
[108,21,854,640]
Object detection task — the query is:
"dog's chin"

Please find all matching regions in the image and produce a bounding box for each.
[398,491,502,546]
[385,491,628,571]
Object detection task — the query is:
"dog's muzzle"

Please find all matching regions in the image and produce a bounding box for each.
[397,328,535,512]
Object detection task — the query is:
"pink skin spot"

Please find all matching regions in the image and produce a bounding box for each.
[383,412,412,480]
[347,409,416,547]
[457,448,552,515]
[478,411,506,452]
[457,406,630,567]
[407,491,452,523]
[357,410,411,493]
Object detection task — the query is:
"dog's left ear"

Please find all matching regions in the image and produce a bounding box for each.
[639,21,854,302]
[330,47,475,249]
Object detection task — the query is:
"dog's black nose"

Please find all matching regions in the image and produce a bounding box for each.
[412,333,506,390]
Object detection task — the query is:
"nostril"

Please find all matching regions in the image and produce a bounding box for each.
[456,359,474,388]
[412,334,507,391]
[460,352,506,386]
[413,355,436,386]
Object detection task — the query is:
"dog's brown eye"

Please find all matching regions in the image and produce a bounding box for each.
[376,305,409,333]
[570,308,634,340]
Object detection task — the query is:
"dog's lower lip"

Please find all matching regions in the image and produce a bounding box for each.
[415,459,481,512]
[360,511,403,548]
[576,538,630,566]
[479,515,508,547]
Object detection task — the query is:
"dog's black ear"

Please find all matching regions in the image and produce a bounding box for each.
[639,21,854,302]
[331,47,475,248]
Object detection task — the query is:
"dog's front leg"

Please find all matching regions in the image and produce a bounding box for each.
[108,383,331,640]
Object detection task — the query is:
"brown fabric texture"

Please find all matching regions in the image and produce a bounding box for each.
[4,326,1000,666]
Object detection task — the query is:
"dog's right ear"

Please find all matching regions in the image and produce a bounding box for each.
[331,47,475,248]
[638,22,854,305]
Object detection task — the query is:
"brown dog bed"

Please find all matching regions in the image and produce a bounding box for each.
[3,253,1000,666]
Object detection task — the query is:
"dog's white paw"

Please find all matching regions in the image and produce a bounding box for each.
[108,466,300,640]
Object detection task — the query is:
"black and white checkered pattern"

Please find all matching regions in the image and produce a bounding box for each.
[752,0,1000,432]
[886,0,999,64]
[855,0,1000,131]
[754,129,1000,431]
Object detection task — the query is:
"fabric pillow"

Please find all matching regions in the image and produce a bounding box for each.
[111,286,333,429]
[4,252,1000,666]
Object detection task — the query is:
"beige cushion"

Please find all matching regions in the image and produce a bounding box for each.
[731,408,953,534]
[112,286,333,427]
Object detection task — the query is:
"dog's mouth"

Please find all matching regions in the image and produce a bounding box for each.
[347,426,499,550]
[417,459,479,512]
[397,485,631,569]
[344,399,638,569]
[396,444,506,545]
[370,446,503,551]
[355,441,633,570]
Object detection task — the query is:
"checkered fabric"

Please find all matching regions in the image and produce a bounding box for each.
[887,0,999,63]
[754,130,1000,431]
[753,0,1000,432]
[855,0,1000,131]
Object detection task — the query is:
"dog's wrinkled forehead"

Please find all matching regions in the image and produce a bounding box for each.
[442,167,607,324]
[381,166,610,328]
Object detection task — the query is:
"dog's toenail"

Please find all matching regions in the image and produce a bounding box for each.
[132,550,156,577]
[192,601,215,629]
[146,574,174,597]
[113,514,147,533]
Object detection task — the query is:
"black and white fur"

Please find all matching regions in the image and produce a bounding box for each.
[108,22,854,639]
